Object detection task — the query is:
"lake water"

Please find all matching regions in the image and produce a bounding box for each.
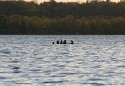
[0,35,125,86]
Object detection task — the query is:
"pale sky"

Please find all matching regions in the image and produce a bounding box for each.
[27,0,119,3]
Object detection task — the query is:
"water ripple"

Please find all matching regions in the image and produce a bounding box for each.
[0,35,125,86]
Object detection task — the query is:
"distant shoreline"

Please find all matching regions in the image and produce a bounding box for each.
[0,1,125,34]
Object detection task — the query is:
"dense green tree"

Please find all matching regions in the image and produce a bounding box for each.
[0,15,7,34]
[0,1,125,34]
[0,1,125,18]
[0,15,125,34]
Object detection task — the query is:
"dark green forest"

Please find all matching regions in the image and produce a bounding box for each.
[1,1,125,34]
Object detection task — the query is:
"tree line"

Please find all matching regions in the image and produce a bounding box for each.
[1,15,125,34]
[0,1,125,34]
[0,1,125,18]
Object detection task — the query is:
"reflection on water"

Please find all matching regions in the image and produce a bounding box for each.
[0,35,125,86]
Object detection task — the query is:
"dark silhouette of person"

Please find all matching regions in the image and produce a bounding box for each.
[63,40,66,44]
[52,42,54,44]
[71,40,73,44]
[57,40,59,44]
[60,39,63,44]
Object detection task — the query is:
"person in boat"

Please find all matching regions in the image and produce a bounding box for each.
[60,39,63,44]
[63,40,66,44]
[71,40,73,44]
[57,40,59,44]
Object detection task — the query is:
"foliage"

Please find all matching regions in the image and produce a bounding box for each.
[0,1,125,34]
[0,1,125,18]
[0,15,125,34]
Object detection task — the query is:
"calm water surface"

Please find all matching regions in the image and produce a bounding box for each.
[0,35,125,86]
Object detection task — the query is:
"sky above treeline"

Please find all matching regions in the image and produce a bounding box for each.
[26,0,119,3]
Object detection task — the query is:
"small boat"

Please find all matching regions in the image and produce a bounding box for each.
[52,40,74,44]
